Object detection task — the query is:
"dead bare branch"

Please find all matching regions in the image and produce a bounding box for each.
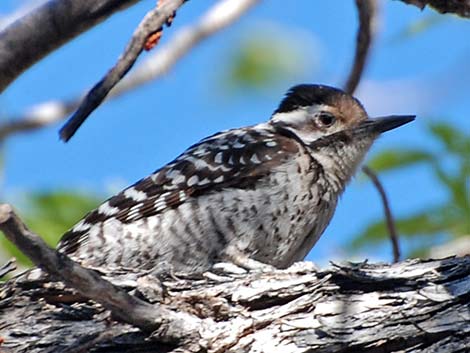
[344,0,377,94]
[362,165,401,262]
[398,0,470,18]
[0,0,142,93]
[0,203,201,340]
[113,0,260,99]
[2,252,470,352]
[0,99,79,141]
[0,0,259,143]
[0,258,16,278]
[342,1,401,262]
[58,0,187,142]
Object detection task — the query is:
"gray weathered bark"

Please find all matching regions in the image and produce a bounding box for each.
[1,256,469,352]
[0,0,142,92]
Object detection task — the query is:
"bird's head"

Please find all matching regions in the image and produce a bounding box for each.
[269,84,414,187]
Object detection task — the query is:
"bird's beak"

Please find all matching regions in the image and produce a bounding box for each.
[362,115,416,133]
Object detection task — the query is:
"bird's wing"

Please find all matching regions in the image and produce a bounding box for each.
[58,126,299,254]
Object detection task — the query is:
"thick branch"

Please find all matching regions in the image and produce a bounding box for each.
[0,0,142,93]
[0,0,259,143]
[1,205,468,352]
[0,204,200,341]
[397,0,470,18]
[59,0,187,142]
[2,252,469,352]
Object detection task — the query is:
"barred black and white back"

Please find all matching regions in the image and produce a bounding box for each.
[58,84,414,273]
[59,124,317,272]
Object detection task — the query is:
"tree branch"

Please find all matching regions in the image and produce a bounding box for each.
[0,0,259,143]
[342,1,401,262]
[0,0,142,93]
[2,234,469,351]
[58,0,187,142]
[1,204,468,351]
[0,258,16,278]
[362,166,401,262]
[397,0,470,18]
[344,0,377,95]
[113,0,260,99]
[0,99,79,141]
[0,203,201,341]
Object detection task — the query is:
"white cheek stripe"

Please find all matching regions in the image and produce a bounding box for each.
[271,104,338,145]
[271,109,308,126]
[270,104,331,126]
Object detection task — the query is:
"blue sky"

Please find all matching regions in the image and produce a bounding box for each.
[1,0,469,263]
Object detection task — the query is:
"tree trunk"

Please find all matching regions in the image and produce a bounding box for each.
[1,256,469,353]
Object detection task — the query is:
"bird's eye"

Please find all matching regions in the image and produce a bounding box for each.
[317,112,336,127]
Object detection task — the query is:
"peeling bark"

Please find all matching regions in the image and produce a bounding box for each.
[1,257,469,352]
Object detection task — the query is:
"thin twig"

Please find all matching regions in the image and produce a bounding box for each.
[0,0,259,143]
[344,0,377,94]
[0,203,201,339]
[0,258,16,278]
[114,0,260,99]
[59,0,187,142]
[362,166,401,262]
[0,99,80,141]
[343,0,401,262]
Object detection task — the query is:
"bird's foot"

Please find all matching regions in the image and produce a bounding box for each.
[222,246,277,273]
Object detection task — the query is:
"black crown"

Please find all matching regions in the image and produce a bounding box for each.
[274,84,350,114]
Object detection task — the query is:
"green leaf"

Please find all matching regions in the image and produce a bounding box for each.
[220,25,319,91]
[350,209,453,250]
[408,246,430,259]
[352,119,469,256]
[389,15,444,43]
[450,173,470,214]
[227,37,304,89]
[429,122,470,156]
[367,149,434,173]
[453,223,470,237]
[430,162,470,214]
